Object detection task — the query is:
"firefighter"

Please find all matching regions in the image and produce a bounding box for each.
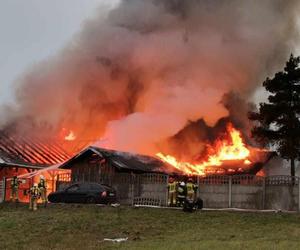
[176,181,187,207]
[167,177,177,206]
[29,183,41,211]
[186,177,198,201]
[10,175,20,202]
[38,175,47,207]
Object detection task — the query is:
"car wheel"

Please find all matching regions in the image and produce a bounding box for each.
[86,196,96,204]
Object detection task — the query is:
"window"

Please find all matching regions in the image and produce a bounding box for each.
[80,183,91,191]
[90,183,104,191]
[66,184,79,192]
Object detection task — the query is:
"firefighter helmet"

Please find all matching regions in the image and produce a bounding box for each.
[188,177,193,182]
[40,175,45,180]
[33,183,38,187]
[180,181,186,186]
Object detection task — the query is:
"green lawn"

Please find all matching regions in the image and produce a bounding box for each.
[0,203,299,250]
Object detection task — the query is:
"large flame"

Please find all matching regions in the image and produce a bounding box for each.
[157,123,252,175]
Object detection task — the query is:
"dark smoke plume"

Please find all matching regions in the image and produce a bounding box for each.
[1,0,299,156]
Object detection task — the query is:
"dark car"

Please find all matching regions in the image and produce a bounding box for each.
[48,182,117,204]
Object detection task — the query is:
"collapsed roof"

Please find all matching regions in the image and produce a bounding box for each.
[59,146,183,175]
[0,131,71,169]
[203,150,277,176]
[59,146,277,176]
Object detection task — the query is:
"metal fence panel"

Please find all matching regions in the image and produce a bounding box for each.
[133,173,168,206]
[266,175,299,186]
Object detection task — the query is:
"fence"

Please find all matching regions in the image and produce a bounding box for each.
[198,175,300,211]
[56,172,168,205]
[133,173,168,206]
[55,173,300,211]
[0,177,5,203]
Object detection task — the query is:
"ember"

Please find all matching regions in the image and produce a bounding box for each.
[157,123,254,176]
[64,131,76,141]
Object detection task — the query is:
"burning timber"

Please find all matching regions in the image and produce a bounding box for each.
[156,123,276,176]
[59,146,183,176]
[59,146,276,179]
[0,131,70,168]
[0,130,71,202]
[55,146,276,204]
[58,146,183,204]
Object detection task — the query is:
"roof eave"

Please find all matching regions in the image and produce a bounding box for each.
[0,162,44,169]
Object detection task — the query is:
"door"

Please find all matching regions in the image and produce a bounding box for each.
[64,184,81,203]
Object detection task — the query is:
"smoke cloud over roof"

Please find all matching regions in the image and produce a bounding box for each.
[1,0,299,157]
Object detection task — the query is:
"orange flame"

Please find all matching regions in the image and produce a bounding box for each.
[157,123,252,175]
[64,130,76,141]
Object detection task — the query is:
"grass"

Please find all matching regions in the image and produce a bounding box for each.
[0,203,300,250]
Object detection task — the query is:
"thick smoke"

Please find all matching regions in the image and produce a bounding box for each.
[158,91,256,161]
[1,0,299,157]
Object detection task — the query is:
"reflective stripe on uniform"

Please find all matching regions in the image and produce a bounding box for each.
[11,178,19,188]
[30,187,40,198]
[187,183,194,194]
[168,182,176,193]
[38,179,46,188]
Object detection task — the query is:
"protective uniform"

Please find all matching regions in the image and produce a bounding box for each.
[38,175,47,207]
[167,177,177,206]
[10,176,20,202]
[186,178,198,201]
[29,184,41,211]
[176,181,187,207]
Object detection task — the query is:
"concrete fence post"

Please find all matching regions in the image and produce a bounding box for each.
[131,172,134,206]
[262,177,266,210]
[3,177,6,202]
[228,176,232,208]
[197,175,200,199]
[165,175,169,207]
[298,177,300,212]
[0,178,3,203]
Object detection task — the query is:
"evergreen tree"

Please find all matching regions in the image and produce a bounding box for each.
[249,54,300,177]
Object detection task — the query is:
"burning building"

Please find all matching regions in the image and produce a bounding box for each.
[0,1,299,179]
[0,130,71,202]
[156,123,276,176]
[58,146,182,204]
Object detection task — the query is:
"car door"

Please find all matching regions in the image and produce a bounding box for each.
[64,184,80,203]
[76,183,90,203]
[90,183,105,203]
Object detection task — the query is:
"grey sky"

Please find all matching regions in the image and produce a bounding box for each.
[0,0,118,104]
[0,0,299,106]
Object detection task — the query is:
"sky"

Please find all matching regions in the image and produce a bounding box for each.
[0,0,119,104]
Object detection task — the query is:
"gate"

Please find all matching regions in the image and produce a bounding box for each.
[133,173,168,206]
[0,177,5,203]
